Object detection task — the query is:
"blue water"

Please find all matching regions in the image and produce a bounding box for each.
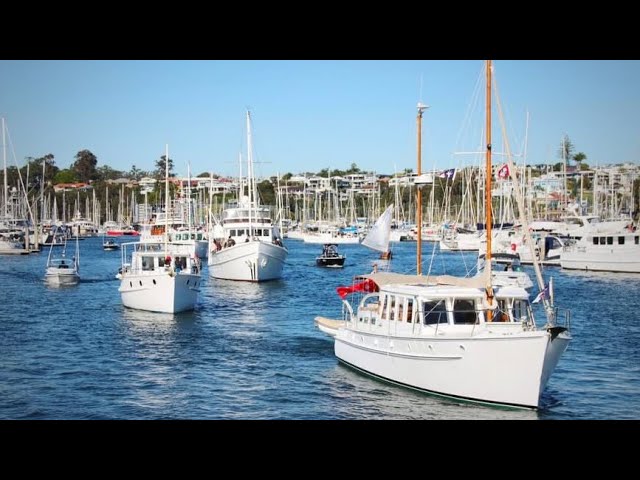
[1,237,639,419]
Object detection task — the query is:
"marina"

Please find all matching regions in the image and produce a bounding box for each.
[1,59,640,419]
[0,237,639,419]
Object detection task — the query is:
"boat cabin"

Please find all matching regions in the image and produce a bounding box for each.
[352,284,533,331]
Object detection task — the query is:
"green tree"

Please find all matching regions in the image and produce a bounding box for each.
[72,149,98,182]
[129,165,143,181]
[257,179,275,205]
[155,155,174,178]
[39,153,58,184]
[53,169,78,183]
[96,165,124,181]
[573,152,587,169]
[558,134,575,162]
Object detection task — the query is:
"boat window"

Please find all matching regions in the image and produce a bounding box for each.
[389,297,397,321]
[423,300,448,325]
[593,237,599,245]
[142,256,154,271]
[406,298,414,323]
[636,236,639,245]
[380,295,389,320]
[453,299,477,325]
[607,237,613,245]
[495,299,510,322]
[599,237,606,245]
[263,229,270,237]
[237,229,245,237]
[158,256,166,267]
[512,299,528,323]
[230,229,237,237]
[618,236,625,245]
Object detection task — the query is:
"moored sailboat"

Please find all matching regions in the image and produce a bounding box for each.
[207,111,288,282]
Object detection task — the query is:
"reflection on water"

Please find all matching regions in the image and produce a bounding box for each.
[326,364,538,420]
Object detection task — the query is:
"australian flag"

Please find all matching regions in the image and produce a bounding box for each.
[532,284,549,304]
[438,168,456,181]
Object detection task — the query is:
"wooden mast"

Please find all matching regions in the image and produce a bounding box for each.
[416,102,427,275]
[485,60,494,321]
[164,144,169,256]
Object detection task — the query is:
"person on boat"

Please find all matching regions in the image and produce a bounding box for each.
[60,260,67,268]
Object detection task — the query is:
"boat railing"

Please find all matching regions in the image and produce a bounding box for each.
[552,306,571,332]
[341,299,355,323]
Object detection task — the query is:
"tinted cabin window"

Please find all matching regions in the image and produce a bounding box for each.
[512,300,528,322]
[423,300,448,325]
[453,299,477,325]
[593,237,599,245]
[636,236,639,245]
[599,237,606,245]
[618,236,625,245]
[142,256,154,271]
[607,237,613,245]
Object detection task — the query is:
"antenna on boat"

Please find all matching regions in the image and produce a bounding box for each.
[416,101,429,275]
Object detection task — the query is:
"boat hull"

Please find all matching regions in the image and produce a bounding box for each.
[119,271,200,313]
[316,255,346,267]
[334,327,570,408]
[45,269,80,285]
[208,240,287,282]
[561,250,640,273]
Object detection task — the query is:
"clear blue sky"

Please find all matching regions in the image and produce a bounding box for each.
[0,60,639,178]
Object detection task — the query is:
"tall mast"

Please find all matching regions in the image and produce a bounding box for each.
[164,144,169,254]
[485,60,494,321]
[416,102,427,275]
[246,110,253,235]
[41,158,46,224]
[485,60,493,264]
[3,118,7,219]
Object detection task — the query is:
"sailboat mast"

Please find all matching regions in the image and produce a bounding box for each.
[246,111,254,235]
[484,60,495,322]
[164,144,169,254]
[485,60,493,264]
[416,102,427,275]
[3,118,7,220]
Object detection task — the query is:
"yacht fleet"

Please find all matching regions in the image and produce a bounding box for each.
[2,61,638,411]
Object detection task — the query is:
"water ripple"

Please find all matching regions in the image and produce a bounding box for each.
[1,238,639,419]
